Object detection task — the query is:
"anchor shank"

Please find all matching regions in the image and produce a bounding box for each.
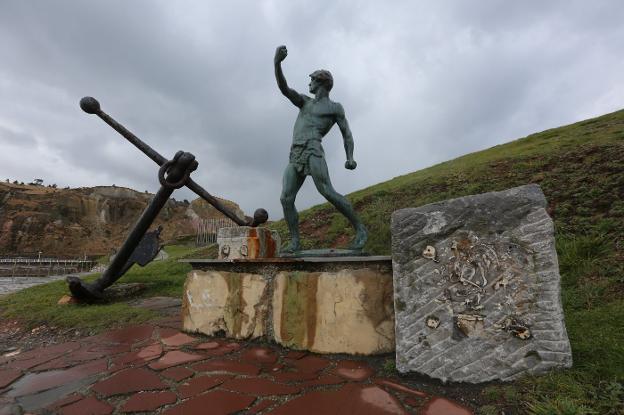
[92,184,174,292]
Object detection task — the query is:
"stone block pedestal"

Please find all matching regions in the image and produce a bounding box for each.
[181,257,394,355]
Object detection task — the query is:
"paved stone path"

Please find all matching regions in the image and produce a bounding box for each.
[0,318,474,414]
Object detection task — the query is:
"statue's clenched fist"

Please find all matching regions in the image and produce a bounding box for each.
[345,159,357,170]
[275,45,288,63]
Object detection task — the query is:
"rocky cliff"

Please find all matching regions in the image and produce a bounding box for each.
[0,183,244,257]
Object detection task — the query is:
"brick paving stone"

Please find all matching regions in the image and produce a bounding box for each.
[161,367,194,382]
[91,368,167,397]
[148,351,204,370]
[159,328,197,347]
[46,393,84,411]
[221,377,301,396]
[0,368,22,389]
[192,359,261,376]
[87,325,154,345]
[7,359,107,397]
[288,355,330,374]
[58,396,114,415]
[267,384,409,415]
[222,342,241,350]
[111,343,163,369]
[7,342,81,371]
[177,375,233,398]
[264,363,284,373]
[33,347,106,372]
[194,341,220,350]
[241,347,279,365]
[298,374,346,387]
[332,360,374,381]
[247,399,275,414]
[13,342,80,362]
[155,316,182,329]
[420,397,473,415]
[85,343,131,355]
[284,351,307,360]
[373,378,428,398]
[162,390,255,415]
[272,371,319,383]
[119,391,177,413]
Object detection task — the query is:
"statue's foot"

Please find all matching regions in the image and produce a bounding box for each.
[349,225,368,251]
[281,240,301,254]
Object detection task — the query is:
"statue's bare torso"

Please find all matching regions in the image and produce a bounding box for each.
[274,45,367,253]
[292,96,340,144]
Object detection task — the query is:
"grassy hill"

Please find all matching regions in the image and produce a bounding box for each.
[1,109,622,413]
[269,109,624,413]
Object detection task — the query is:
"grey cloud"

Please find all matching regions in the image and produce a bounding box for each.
[1,0,623,218]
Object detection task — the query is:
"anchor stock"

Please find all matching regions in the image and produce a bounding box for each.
[66,97,268,301]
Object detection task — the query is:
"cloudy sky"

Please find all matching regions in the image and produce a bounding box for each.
[1,1,623,219]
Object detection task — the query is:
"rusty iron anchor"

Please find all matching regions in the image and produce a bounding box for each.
[66,97,268,301]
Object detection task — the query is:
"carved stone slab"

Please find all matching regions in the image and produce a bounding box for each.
[391,184,572,383]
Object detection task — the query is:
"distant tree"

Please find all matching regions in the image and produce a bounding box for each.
[19,182,24,185]
[51,184,57,188]
[183,199,190,205]
[12,180,18,184]
[5,179,8,183]
[33,179,43,186]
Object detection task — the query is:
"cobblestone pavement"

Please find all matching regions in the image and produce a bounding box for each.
[0,317,473,414]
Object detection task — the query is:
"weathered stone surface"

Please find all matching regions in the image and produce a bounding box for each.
[273,269,395,354]
[391,184,572,382]
[182,270,269,339]
[217,226,280,259]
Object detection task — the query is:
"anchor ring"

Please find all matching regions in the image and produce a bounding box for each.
[158,159,193,189]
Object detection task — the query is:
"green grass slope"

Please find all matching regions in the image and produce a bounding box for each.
[271,109,624,413]
[1,110,622,414]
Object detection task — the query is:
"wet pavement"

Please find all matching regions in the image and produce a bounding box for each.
[0,273,93,296]
[0,319,474,414]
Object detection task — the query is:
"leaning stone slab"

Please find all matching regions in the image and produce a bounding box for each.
[391,184,572,383]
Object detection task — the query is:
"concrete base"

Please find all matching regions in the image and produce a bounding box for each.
[181,257,394,355]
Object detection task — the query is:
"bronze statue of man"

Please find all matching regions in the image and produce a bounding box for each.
[274,45,368,253]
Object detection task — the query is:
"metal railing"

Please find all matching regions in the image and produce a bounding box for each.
[0,256,96,277]
[196,218,235,246]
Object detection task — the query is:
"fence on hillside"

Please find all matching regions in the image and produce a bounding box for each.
[195,218,236,246]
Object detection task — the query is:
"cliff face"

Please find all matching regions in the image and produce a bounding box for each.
[0,183,243,257]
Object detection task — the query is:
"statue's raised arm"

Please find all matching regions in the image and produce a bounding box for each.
[274,45,305,108]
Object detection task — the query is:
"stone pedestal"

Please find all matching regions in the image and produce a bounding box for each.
[217,226,280,259]
[181,257,394,355]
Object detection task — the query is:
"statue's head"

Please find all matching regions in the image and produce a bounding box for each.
[309,70,333,94]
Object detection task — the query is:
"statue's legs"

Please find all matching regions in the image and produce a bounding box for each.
[308,156,368,250]
[280,164,306,252]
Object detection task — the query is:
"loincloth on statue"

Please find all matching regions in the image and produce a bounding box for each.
[289,139,325,176]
